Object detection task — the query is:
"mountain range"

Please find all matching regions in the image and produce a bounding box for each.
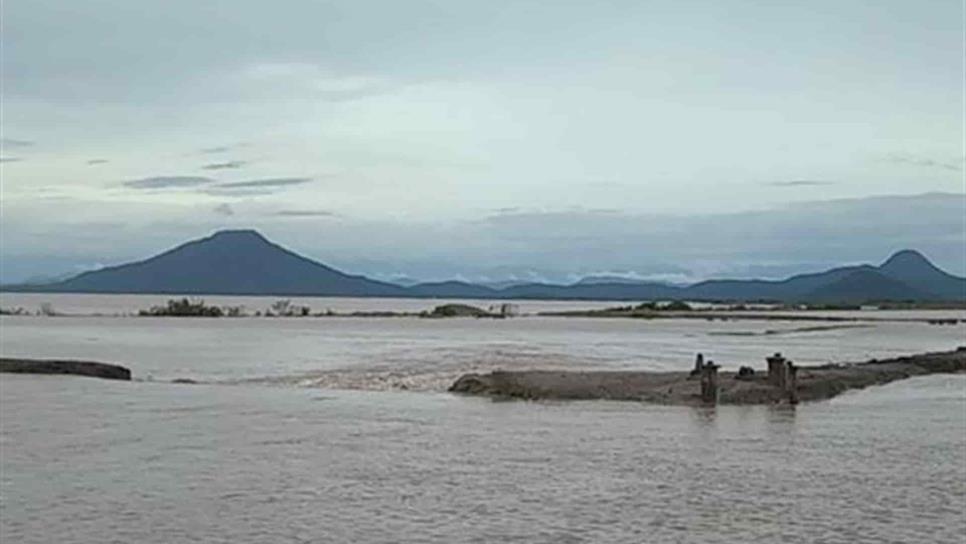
[3,229,963,303]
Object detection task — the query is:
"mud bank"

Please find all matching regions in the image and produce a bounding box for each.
[0,358,132,381]
[449,348,966,405]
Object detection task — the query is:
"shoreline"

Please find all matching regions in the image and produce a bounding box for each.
[449,348,966,405]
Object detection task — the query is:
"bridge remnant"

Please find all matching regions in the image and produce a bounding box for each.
[691,353,705,377]
[766,352,799,403]
[699,359,719,404]
[767,353,787,388]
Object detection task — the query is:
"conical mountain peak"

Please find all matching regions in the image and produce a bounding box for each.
[876,249,964,299]
[206,229,270,243]
[880,249,933,270]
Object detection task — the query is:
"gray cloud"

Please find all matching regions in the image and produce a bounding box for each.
[0,157,23,163]
[121,174,307,193]
[202,188,275,197]
[0,138,34,148]
[202,160,247,170]
[199,143,249,155]
[213,203,235,216]
[274,209,338,217]
[881,153,963,172]
[216,177,312,189]
[766,180,836,187]
[199,177,314,197]
[86,159,109,165]
[123,176,214,189]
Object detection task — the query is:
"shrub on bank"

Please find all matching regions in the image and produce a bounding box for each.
[139,298,224,317]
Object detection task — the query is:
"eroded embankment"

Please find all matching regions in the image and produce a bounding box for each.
[449,348,966,405]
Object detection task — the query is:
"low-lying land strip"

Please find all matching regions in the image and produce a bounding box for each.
[0,358,132,380]
[449,348,966,405]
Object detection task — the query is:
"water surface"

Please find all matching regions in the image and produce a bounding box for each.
[1,294,964,542]
[1,374,963,543]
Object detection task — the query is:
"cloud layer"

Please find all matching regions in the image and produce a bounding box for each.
[123,176,213,189]
[881,153,963,172]
[767,180,835,187]
[274,209,338,217]
[122,175,312,194]
[202,160,247,170]
[216,177,311,189]
[0,138,34,148]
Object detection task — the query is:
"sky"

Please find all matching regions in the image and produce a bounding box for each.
[1,0,964,284]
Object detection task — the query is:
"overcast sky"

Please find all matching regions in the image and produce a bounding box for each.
[1,0,964,283]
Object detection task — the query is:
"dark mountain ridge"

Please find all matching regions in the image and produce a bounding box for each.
[876,249,964,299]
[3,230,963,303]
[14,230,406,297]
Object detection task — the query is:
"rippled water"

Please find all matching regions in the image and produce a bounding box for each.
[1,294,964,386]
[1,295,964,542]
[2,375,964,543]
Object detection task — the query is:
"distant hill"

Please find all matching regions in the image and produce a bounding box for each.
[803,268,928,303]
[3,229,963,303]
[682,251,964,303]
[5,230,406,297]
[876,249,965,300]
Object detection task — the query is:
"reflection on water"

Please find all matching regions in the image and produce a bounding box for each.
[686,403,799,436]
[765,403,798,424]
[688,404,719,428]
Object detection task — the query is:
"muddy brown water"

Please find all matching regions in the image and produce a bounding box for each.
[1,295,964,542]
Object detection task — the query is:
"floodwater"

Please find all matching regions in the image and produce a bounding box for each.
[1,294,964,542]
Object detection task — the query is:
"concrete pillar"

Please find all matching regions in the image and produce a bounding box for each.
[700,361,719,404]
[786,361,799,404]
[692,353,705,376]
[767,353,787,388]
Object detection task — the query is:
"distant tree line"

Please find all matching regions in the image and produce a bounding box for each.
[139,298,226,317]
[137,298,315,317]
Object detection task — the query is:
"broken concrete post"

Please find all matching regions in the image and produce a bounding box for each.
[691,353,705,376]
[700,360,719,404]
[786,361,799,404]
[767,353,787,389]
